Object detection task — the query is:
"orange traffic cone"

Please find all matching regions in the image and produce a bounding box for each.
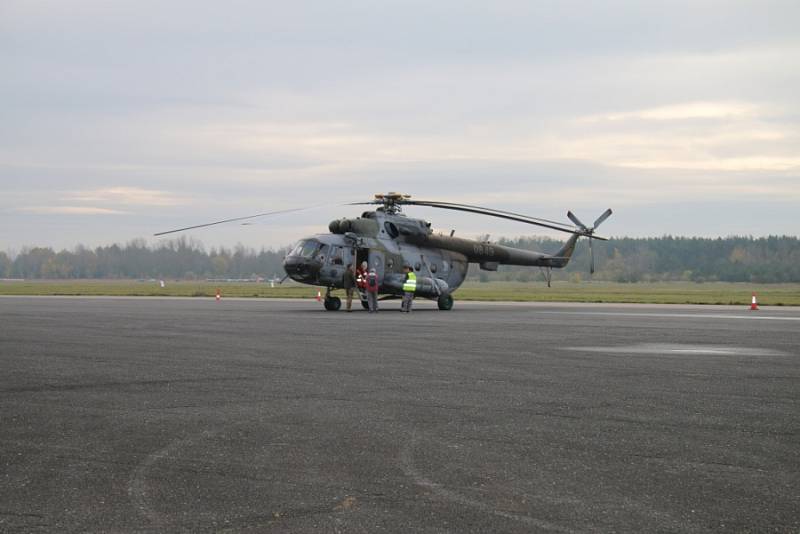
[216,288,221,302]
[750,292,758,310]
[316,290,322,302]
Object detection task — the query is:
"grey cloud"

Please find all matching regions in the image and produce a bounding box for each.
[1,1,798,251]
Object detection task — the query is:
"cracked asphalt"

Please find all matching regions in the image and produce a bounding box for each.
[1,297,798,533]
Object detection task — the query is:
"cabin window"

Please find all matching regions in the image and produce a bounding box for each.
[414,262,421,271]
[384,222,399,238]
[329,246,343,265]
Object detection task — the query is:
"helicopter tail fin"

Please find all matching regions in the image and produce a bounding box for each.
[545,233,580,268]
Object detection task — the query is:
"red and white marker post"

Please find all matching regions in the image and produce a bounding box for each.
[216,288,221,302]
[750,292,759,311]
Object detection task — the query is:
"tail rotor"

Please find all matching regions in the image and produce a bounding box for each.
[567,209,613,274]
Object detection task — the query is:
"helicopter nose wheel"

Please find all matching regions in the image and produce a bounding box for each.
[437,293,454,311]
[323,295,342,311]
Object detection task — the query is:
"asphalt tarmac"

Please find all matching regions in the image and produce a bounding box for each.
[1,297,798,533]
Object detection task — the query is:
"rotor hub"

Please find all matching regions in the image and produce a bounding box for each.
[374,192,411,214]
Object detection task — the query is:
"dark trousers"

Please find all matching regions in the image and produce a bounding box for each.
[401,292,414,312]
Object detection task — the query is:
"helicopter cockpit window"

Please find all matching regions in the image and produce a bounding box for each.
[318,244,329,262]
[430,263,437,273]
[293,240,321,258]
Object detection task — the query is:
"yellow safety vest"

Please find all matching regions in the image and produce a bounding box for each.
[403,272,417,293]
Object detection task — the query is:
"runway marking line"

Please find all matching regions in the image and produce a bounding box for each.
[536,311,800,322]
[562,343,786,357]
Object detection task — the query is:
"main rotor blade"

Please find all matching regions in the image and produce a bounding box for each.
[593,208,613,229]
[350,199,575,231]
[154,206,316,237]
[410,200,574,229]
[351,198,610,240]
[410,201,587,237]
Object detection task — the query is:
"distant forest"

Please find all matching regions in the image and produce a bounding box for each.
[1,235,799,283]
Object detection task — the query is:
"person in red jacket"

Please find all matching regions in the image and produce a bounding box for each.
[365,268,379,313]
[356,261,368,289]
[356,261,368,306]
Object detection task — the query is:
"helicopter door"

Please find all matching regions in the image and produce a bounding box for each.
[355,248,368,270]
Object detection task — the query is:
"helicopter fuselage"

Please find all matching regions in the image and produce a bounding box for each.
[153,191,608,310]
[282,208,579,300]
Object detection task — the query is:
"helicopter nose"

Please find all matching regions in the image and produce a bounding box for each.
[283,257,318,282]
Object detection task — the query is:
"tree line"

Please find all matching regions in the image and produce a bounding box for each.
[0,238,289,280]
[1,235,799,283]
[483,235,800,283]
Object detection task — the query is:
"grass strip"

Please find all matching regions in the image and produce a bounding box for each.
[1,280,798,306]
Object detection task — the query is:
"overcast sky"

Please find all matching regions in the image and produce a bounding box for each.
[2,0,798,251]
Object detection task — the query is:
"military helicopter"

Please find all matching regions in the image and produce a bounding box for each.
[156,193,611,311]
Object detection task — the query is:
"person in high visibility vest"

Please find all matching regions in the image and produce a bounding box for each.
[401,264,417,313]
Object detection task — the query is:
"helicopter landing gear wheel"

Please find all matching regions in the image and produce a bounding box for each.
[437,293,454,311]
[324,296,341,311]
